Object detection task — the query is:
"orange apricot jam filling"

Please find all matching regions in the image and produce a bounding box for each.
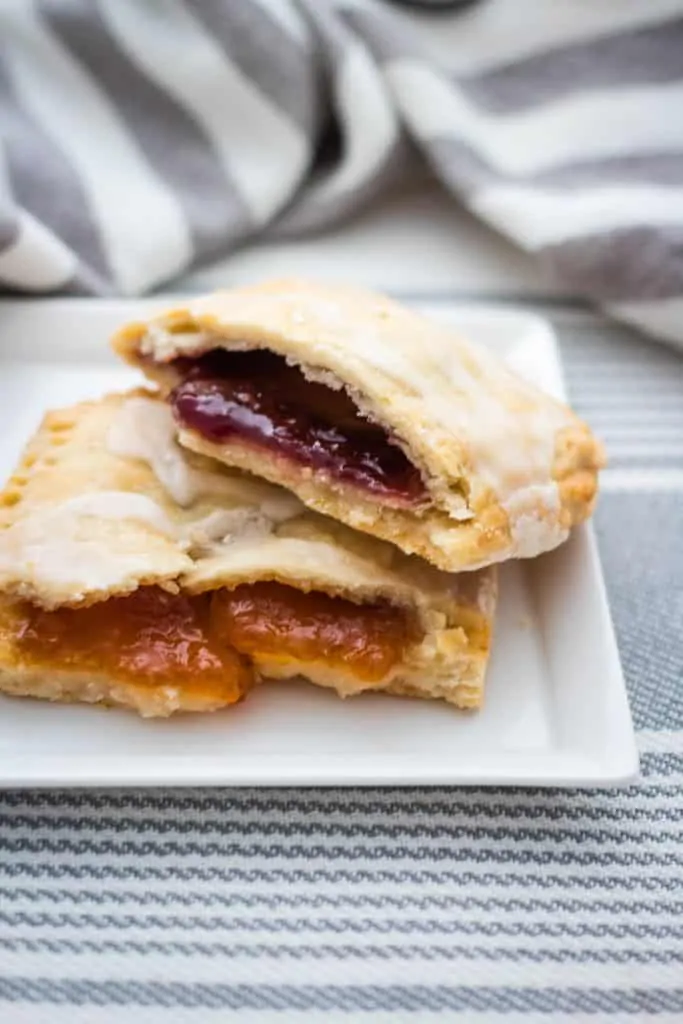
[211,581,414,683]
[13,587,251,704]
[10,582,414,697]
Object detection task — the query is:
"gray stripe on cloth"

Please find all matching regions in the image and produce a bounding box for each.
[602,453,683,470]
[0,776,677,809]
[3,909,682,940]
[641,750,683,767]
[0,787,678,819]
[3,837,680,867]
[559,317,683,468]
[0,776,676,806]
[521,153,683,189]
[8,780,683,807]
[0,208,19,250]
[335,5,683,347]
[0,47,110,285]
[1,851,681,883]
[272,136,416,237]
[1,861,679,896]
[3,885,682,918]
[272,0,407,236]
[1,791,680,836]
[341,7,683,114]
[1,937,681,967]
[186,0,319,135]
[542,226,683,302]
[594,493,683,731]
[0,769,678,813]
[1,804,682,835]
[429,139,683,192]
[39,0,252,268]
[0,979,682,1013]
[462,18,683,114]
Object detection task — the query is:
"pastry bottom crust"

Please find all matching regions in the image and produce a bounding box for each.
[247,647,487,709]
[0,648,487,715]
[0,666,235,718]
[0,651,487,716]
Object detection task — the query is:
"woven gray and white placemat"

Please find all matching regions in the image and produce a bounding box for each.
[0,310,681,1022]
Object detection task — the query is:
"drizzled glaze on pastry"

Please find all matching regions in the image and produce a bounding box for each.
[170,351,427,507]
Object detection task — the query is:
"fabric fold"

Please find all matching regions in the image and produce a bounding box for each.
[0,0,680,347]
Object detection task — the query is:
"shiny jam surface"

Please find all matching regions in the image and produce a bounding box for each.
[15,588,250,701]
[211,581,413,683]
[11,583,414,692]
[170,350,426,506]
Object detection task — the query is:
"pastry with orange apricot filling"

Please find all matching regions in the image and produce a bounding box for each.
[113,277,604,573]
[0,392,496,716]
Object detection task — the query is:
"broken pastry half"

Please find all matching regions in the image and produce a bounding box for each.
[0,391,497,717]
[112,278,604,573]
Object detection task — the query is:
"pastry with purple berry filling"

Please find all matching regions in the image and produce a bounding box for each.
[113,278,604,573]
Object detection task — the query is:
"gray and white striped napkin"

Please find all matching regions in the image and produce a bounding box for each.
[1,0,682,348]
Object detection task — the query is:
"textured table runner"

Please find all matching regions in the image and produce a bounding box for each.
[0,306,681,1021]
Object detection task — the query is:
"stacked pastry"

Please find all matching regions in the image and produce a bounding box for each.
[0,280,603,717]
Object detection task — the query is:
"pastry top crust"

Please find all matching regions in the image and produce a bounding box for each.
[113,278,604,571]
[0,392,192,609]
[0,392,495,645]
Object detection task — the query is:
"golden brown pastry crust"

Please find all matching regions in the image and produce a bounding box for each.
[113,278,604,572]
[0,392,193,609]
[0,392,497,713]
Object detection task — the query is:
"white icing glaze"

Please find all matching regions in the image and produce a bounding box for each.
[186,507,276,552]
[347,313,571,505]
[141,325,209,361]
[108,397,303,527]
[108,397,205,507]
[503,483,568,558]
[55,491,176,536]
[0,491,178,597]
[375,332,566,504]
[108,396,303,528]
[510,513,569,559]
[419,336,570,501]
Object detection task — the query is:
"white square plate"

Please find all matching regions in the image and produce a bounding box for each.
[0,298,637,787]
